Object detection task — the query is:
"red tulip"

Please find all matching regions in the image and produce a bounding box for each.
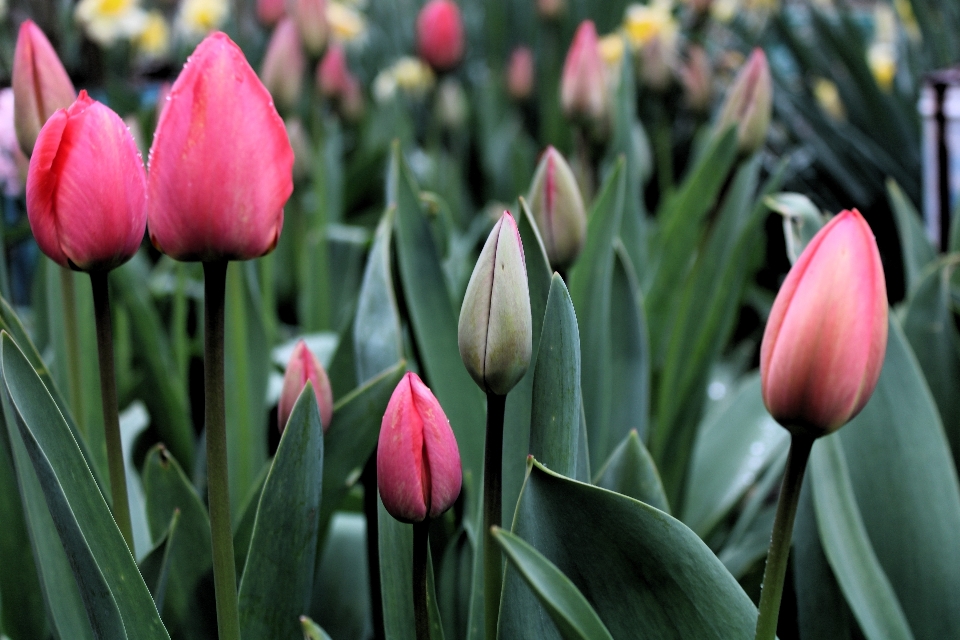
[416,0,465,72]
[377,372,461,522]
[257,0,286,26]
[12,20,77,157]
[760,209,888,437]
[147,32,294,262]
[260,17,306,111]
[560,21,607,124]
[278,340,334,433]
[26,91,146,272]
[506,46,534,101]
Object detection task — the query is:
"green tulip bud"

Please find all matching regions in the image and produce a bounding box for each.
[715,48,772,155]
[458,211,532,396]
[527,146,587,269]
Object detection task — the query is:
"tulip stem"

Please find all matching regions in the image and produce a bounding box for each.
[412,519,430,640]
[90,272,133,553]
[60,266,85,436]
[755,434,814,640]
[203,260,241,640]
[483,391,507,640]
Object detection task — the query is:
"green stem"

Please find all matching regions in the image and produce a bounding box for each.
[412,519,430,640]
[60,266,85,436]
[653,105,674,198]
[203,260,240,640]
[755,434,814,640]
[483,392,506,640]
[362,454,386,640]
[90,272,133,552]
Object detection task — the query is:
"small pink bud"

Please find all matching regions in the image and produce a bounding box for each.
[760,209,888,438]
[716,48,772,154]
[12,20,77,157]
[561,21,607,125]
[278,340,334,433]
[147,33,293,262]
[260,18,306,111]
[316,44,350,98]
[416,0,465,72]
[537,0,565,20]
[257,0,287,26]
[26,92,146,273]
[680,45,712,112]
[287,0,328,55]
[527,146,586,268]
[506,46,534,101]
[377,372,462,522]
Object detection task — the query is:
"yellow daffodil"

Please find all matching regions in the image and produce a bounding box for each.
[75,0,147,46]
[598,33,625,67]
[868,42,896,91]
[373,57,435,102]
[813,78,845,120]
[623,1,676,50]
[327,1,367,44]
[177,0,228,39]
[136,10,170,58]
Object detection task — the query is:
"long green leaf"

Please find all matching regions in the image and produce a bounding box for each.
[593,430,668,513]
[608,242,650,444]
[887,179,936,297]
[312,514,373,640]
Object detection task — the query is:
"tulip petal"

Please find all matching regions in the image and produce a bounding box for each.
[377,373,428,522]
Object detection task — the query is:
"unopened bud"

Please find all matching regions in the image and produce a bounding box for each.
[260,18,305,111]
[507,46,534,101]
[527,147,586,268]
[715,47,772,154]
[278,340,334,433]
[561,21,607,127]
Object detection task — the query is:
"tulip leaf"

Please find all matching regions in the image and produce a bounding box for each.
[224,261,271,515]
[137,509,180,617]
[681,373,789,537]
[493,528,614,640]
[608,242,650,444]
[142,445,214,636]
[765,192,826,264]
[238,384,324,639]
[529,273,582,479]
[232,463,269,577]
[811,435,915,640]
[498,459,758,639]
[887,179,936,297]
[312,513,373,640]
[0,332,169,639]
[568,158,624,470]
[833,317,960,638]
[300,615,334,640]
[389,143,485,515]
[593,430,668,513]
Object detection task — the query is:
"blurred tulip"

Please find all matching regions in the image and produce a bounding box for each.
[0,89,27,197]
[316,43,350,97]
[340,76,365,121]
[715,47,772,154]
[147,32,293,262]
[506,46,534,101]
[537,0,565,20]
[258,0,286,26]
[288,0,327,55]
[416,0,465,72]
[285,117,314,180]
[458,211,532,396]
[27,91,146,272]
[260,18,306,111]
[527,147,586,268]
[680,45,712,112]
[760,209,888,437]
[377,372,461,522]
[561,21,607,125]
[278,340,333,433]
[436,78,467,130]
[12,20,76,157]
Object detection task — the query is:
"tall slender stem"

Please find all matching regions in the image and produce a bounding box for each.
[362,454,386,640]
[483,392,507,640]
[60,266,85,436]
[90,272,133,552]
[203,260,240,640]
[755,434,814,640]
[412,519,430,640]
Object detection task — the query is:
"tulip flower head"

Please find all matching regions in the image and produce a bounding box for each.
[377,372,462,522]
[26,91,147,273]
[278,340,334,433]
[288,0,328,55]
[12,20,77,157]
[715,48,772,154]
[527,147,587,269]
[317,44,350,97]
[258,0,286,25]
[507,46,534,101]
[760,209,888,438]
[260,17,306,111]
[458,211,532,396]
[561,21,607,127]
[147,32,294,262]
[416,0,465,72]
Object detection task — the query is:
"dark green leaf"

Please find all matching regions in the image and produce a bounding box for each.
[608,242,650,444]
[594,430,668,513]
[765,192,826,264]
[888,180,936,298]
[312,513,372,640]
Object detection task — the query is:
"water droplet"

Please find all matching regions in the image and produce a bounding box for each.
[708,381,726,401]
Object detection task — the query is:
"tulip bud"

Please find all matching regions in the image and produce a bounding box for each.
[285,117,313,180]
[715,48,772,154]
[561,21,607,126]
[260,18,306,111]
[278,340,334,433]
[288,0,328,55]
[416,0,465,72]
[26,91,146,273]
[760,209,888,438]
[537,0,565,20]
[680,45,712,112]
[527,147,586,268]
[147,32,293,262]
[377,372,461,522]
[506,46,534,101]
[340,76,365,121]
[258,0,286,26]
[316,43,350,98]
[12,20,76,157]
[458,211,532,396]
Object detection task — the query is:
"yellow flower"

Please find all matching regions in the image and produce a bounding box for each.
[598,33,625,67]
[711,0,737,22]
[75,0,147,46]
[177,0,228,39]
[327,1,367,44]
[136,10,170,58]
[813,78,845,121]
[868,42,896,91]
[623,1,676,50]
[373,56,435,101]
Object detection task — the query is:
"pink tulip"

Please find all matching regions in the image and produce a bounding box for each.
[316,44,350,98]
[716,48,772,154]
[26,91,146,272]
[278,340,334,433]
[560,21,607,124]
[257,0,286,26]
[147,32,294,262]
[260,18,306,111]
[506,46,534,101]
[12,20,77,157]
[377,372,462,522]
[416,0,465,72]
[760,209,888,437]
[287,0,327,55]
